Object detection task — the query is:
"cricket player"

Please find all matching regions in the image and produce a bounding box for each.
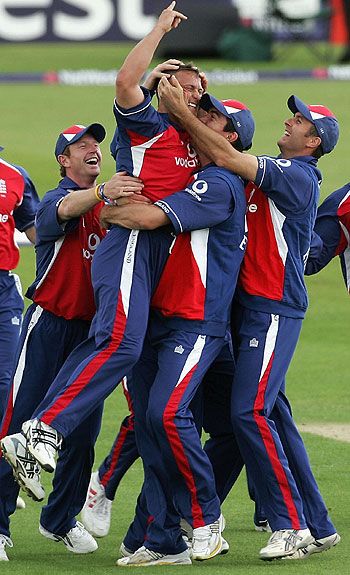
[0,149,38,417]
[3,1,201,473]
[96,94,254,566]
[158,79,341,560]
[306,183,350,292]
[0,123,141,561]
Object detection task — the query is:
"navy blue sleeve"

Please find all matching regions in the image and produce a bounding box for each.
[13,165,40,232]
[155,169,237,233]
[255,156,318,214]
[113,86,167,138]
[305,187,348,275]
[35,189,78,242]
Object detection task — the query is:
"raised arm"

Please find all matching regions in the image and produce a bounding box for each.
[158,75,259,181]
[115,2,187,109]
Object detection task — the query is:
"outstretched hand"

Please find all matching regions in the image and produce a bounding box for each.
[157,2,187,34]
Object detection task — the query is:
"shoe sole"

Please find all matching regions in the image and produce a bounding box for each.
[0,439,44,502]
[117,559,192,567]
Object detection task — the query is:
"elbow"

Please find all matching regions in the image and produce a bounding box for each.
[115,69,133,94]
[58,201,76,222]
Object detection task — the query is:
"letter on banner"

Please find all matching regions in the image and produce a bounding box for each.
[117,0,156,39]
[54,0,114,40]
[0,0,50,41]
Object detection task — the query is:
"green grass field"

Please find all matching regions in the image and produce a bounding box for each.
[1,42,349,573]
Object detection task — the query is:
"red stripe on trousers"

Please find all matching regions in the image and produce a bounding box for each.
[100,422,133,487]
[163,363,205,528]
[41,291,127,425]
[0,386,14,441]
[253,351,301,529]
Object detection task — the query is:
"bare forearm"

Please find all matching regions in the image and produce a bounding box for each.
[58,187,99,221]
[118,26,166,90]
[116,1,187,106]
[158,75,258,180]
[181,111,258,180]
[24,225,36,244]
[101,204,169,230]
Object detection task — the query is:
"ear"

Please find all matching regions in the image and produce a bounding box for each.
[307,135,322,151]
[226,132,239,144]
[57,154,70,168]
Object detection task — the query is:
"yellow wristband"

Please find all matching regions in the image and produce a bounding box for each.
[94,185,103,202]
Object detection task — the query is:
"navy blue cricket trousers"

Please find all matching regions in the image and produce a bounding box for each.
[230,303,336,535]
[0,271,23,416]
[0,304,103,538]
[32,227,172,437]
[124,314,225,553]
[98,379,138,499]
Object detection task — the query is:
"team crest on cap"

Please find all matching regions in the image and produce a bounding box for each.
[221,99,248,115]
[308,105,336,119]
[61,125,87,142]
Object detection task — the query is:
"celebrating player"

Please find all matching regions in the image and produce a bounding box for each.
[158,78,341,560]
[0,123,142,561]
[0,147,38,417]
[306,183,350,292]
[102,93,254,566]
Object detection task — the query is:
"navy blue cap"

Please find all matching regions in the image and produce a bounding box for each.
[0,145,3,152]
[55,123,106,159]
[287,95,339,154]
[199,93,255,150]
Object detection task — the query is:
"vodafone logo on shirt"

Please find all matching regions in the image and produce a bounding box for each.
[82,233,101,260]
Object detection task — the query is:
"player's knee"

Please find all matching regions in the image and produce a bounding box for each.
[147,403,166,435]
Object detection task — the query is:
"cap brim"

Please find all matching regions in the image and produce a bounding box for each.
[85,123,106,143]
[200,93,230,119]
[287,95,313,123]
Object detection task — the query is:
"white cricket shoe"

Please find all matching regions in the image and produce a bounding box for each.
[39,521,98,554]
[119,542,134,558]
[192,513,224,561]
[284,532,341,559]
[22,419,62,473]
[117,545,192,566]
[0,535,13,561]
[81,471,112,537]
[16,496,26,510]
[220,537,229,554]
[259,528,314,560]
[0,433,45,501]
[254,519,272,532]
